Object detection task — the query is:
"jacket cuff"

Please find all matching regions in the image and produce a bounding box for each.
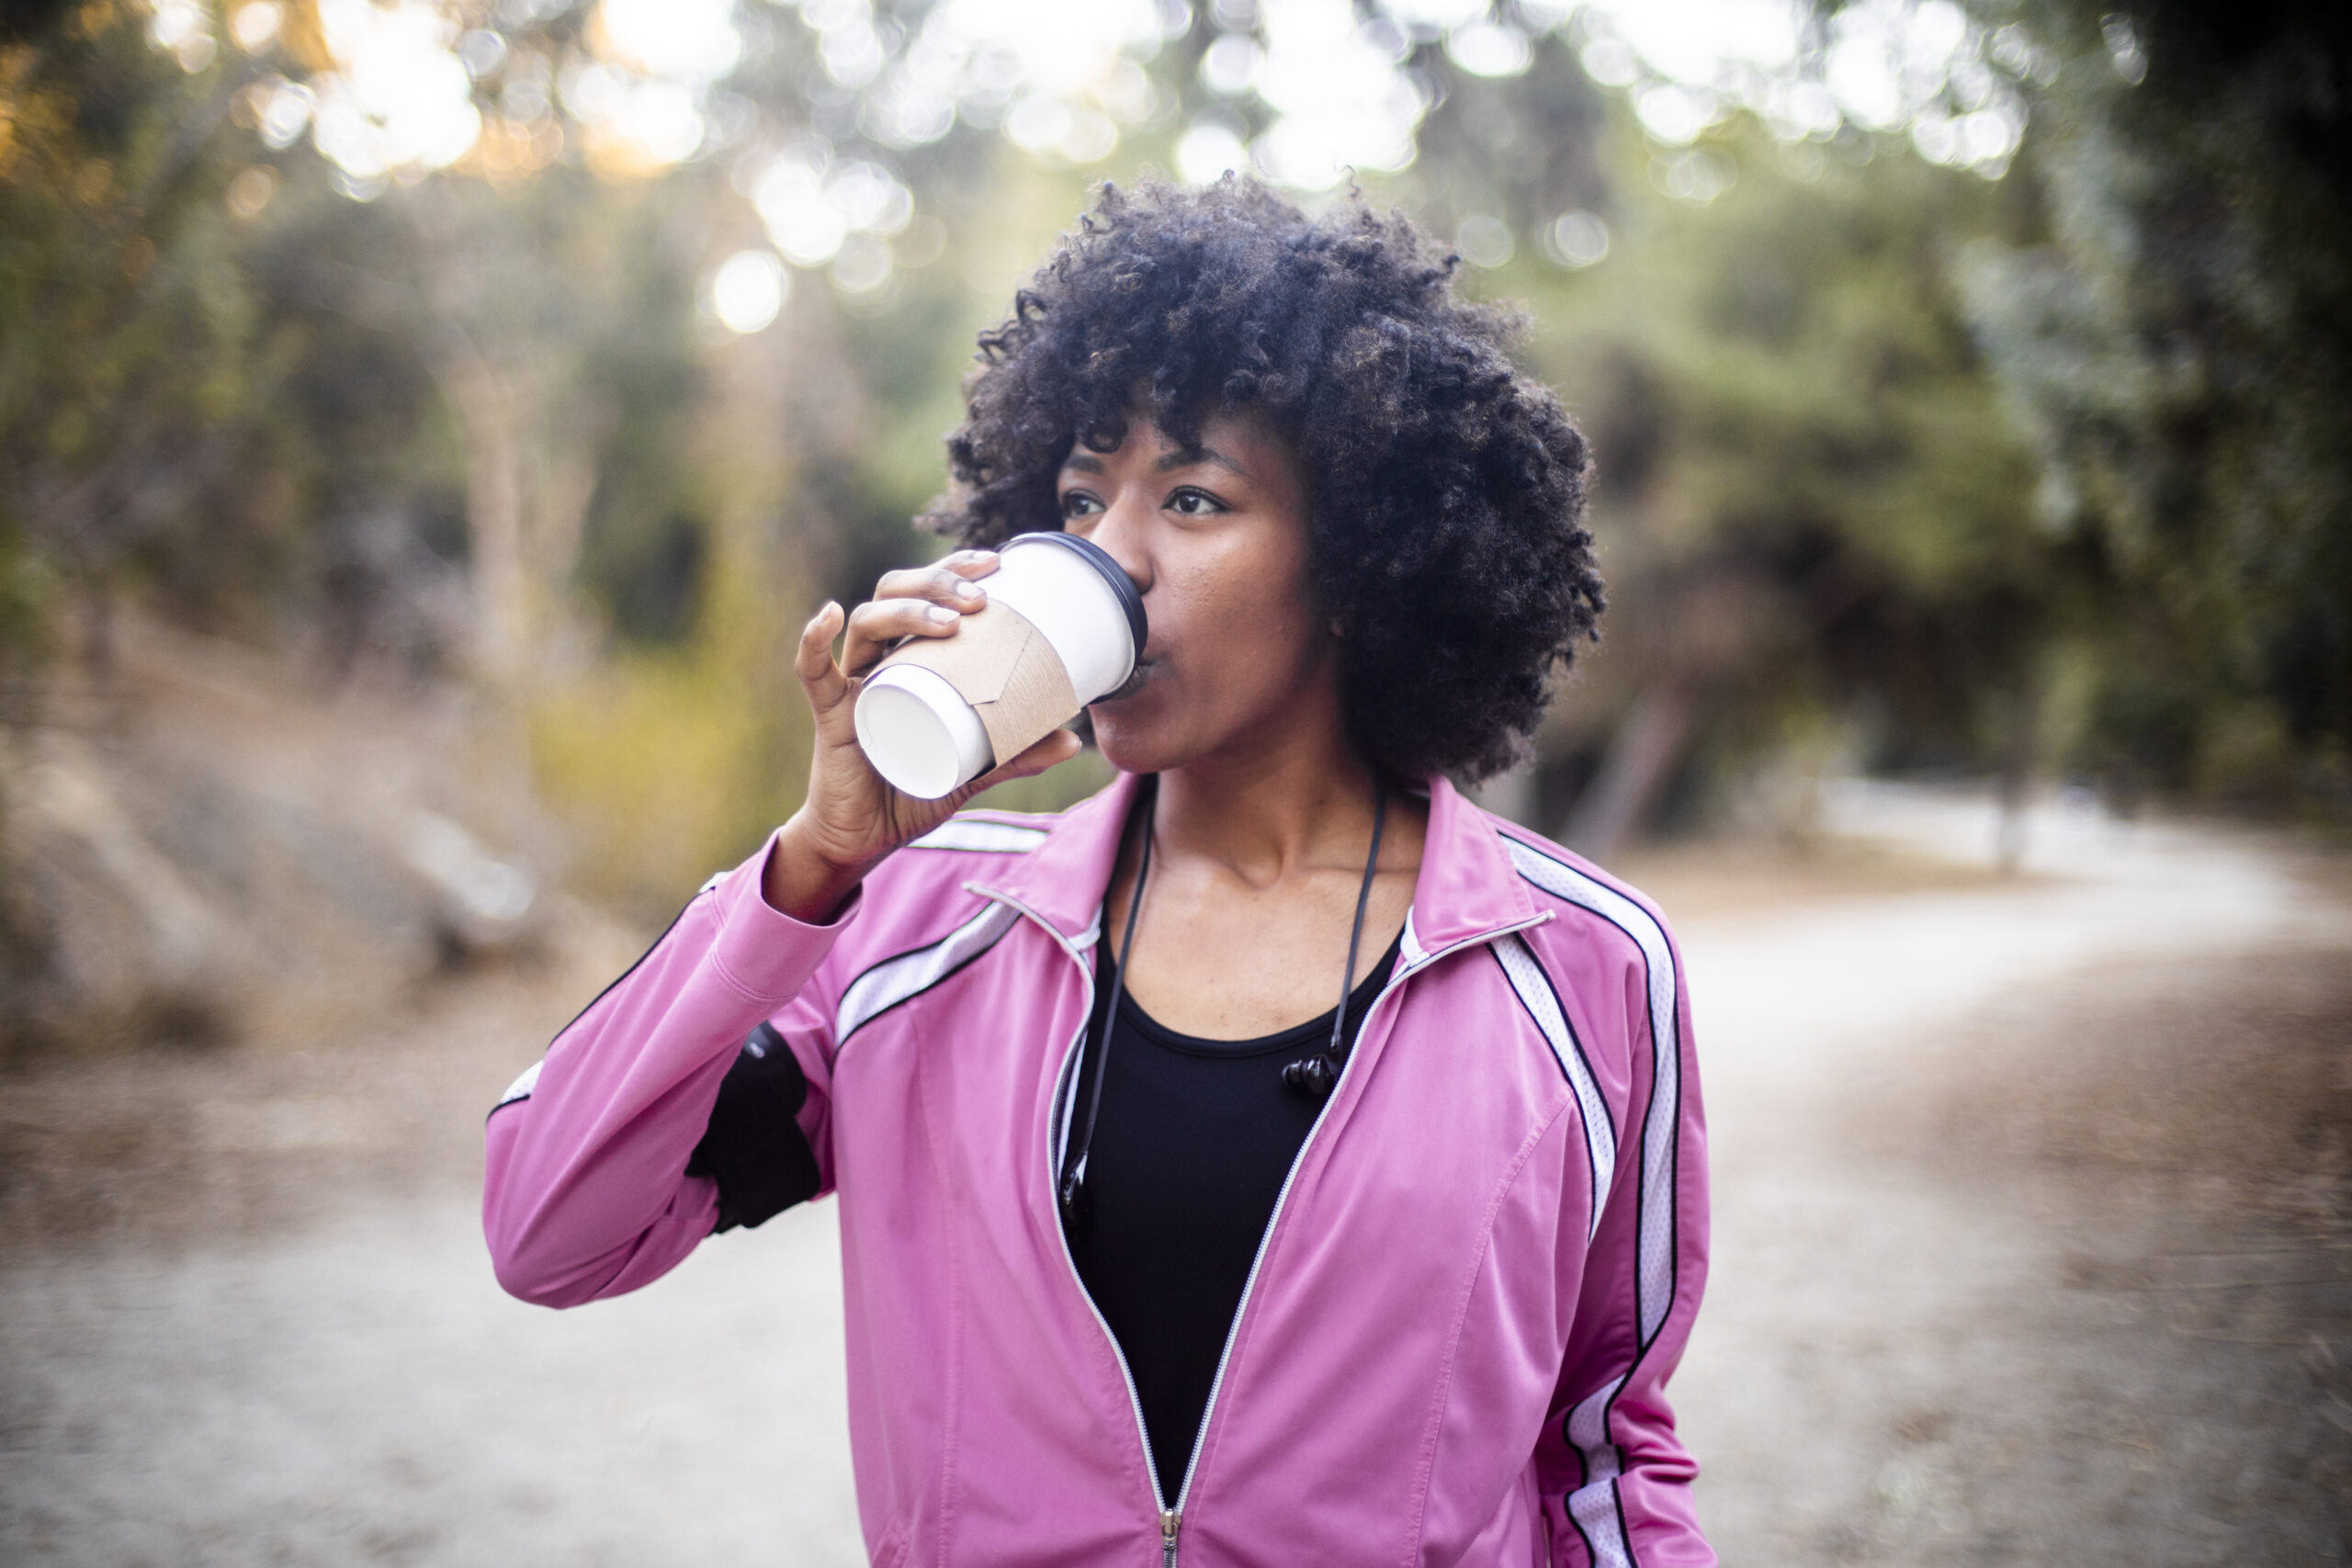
[707,829,862,1002]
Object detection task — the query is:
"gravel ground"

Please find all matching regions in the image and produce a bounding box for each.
[2,787,2346,1565]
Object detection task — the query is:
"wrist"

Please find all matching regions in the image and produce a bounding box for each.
[763,816,875,924]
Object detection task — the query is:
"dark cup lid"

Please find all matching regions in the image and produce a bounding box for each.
[1002,531,1148,657]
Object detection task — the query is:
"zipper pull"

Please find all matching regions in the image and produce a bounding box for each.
[1159,1508,1181,1567]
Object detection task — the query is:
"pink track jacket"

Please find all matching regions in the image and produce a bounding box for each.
[484,773,1713,1567]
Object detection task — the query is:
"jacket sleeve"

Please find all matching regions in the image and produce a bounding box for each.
[1539,918,1713,1567]
[481,830,856,1308]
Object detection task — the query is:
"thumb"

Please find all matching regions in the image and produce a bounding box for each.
[964,728,1083,795]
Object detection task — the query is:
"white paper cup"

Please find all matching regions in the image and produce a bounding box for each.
[855,663,995,802]
[854,533,1145,799]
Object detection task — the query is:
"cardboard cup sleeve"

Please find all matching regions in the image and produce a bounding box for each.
[870,599,1079,774]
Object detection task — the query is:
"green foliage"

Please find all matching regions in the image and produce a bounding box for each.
[0,6,262,667]
[1958,0,2352,807]
[1514,110,2051,800]
[529,510,808,918]
[6,0,2345,915]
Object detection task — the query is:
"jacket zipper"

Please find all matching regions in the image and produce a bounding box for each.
[970,886,1174,1558]
[1164,913,1555,1522]
[976,882,1549,1562]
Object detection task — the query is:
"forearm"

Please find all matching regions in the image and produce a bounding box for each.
[483,831,853,1305]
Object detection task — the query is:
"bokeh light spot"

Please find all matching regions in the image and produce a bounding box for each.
[1543,210,1611,268]
[1454,214,1514,268]
[711,250,786,333]
[226,165,279,219]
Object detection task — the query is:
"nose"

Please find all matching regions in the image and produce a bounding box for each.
[1084,488,1154,600]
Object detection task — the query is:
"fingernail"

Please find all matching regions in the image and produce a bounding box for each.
[928,604,959,624]
[956,580,983,600]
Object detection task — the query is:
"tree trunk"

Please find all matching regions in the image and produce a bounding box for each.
[1563,681,1695,863]
[531,393,616,605]
[1995,683,2039,874]
[430,332,530,692]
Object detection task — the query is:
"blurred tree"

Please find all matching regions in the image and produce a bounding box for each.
[0,1,262,686]
[1956,0,2352,809]
[13,0,2336,923]
[1507,111,2052,854]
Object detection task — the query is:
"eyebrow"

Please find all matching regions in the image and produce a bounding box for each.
[1058,443,1250,481]
[1158,445,1249,479]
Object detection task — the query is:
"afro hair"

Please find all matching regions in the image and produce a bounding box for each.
[925,177,1602,785]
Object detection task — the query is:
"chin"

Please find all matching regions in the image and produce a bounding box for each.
[1087,687,1190,778]
[1089,718,1176,778]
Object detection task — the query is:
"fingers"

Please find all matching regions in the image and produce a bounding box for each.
[842,594,972,678]
[872,553,997,610]
[795,602,849,714]
[844,551,1000,676]
[966,728,1083,795]
[934,548,1001,582]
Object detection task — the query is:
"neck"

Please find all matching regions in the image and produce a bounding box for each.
[1152,688,1385,887]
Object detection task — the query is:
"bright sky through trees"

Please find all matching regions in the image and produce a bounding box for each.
[172,0,2045,323]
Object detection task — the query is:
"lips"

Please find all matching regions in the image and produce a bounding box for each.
[1098,657,1158,704]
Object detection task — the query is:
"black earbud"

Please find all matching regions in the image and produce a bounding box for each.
[1058,1163,1094,1230]
[1281,1055,1340,1098]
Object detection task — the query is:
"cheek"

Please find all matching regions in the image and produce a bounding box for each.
[1091,544,1319,768]
[1167,536,1321,687]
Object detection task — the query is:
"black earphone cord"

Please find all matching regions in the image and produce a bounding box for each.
[1058,773,1389,1215]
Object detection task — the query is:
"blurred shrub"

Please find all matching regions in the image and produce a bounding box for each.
[530,649,784,915]
[529,510,808,918]
[2191,704,2302,817]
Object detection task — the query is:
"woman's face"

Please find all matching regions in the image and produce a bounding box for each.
[1056,410,1329,776]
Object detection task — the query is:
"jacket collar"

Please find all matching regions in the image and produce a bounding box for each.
[963,769,1148,943]
[1400,773,1542,954]
[966,770,1539,954]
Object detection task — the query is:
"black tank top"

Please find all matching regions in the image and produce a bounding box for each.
[1062,925,1404,1503]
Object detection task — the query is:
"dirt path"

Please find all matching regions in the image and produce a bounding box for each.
[3,787,2346,1564]
[1666,786,2352,1564]
[0,936,872,1567]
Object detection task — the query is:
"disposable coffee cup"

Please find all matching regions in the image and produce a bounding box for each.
[854,532,1147,800]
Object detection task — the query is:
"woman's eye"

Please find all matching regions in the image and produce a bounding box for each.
[1059,491,1103,520]
[1165,487,1227,517]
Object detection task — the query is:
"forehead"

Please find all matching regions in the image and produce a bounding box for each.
[1058,408,1287,471]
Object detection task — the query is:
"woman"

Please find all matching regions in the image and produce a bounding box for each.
[485,179,1711,1567]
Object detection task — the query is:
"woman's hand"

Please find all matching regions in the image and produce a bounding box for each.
[763,549,1085,922]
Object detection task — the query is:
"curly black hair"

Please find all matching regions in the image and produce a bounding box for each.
[925,177,1602,785]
